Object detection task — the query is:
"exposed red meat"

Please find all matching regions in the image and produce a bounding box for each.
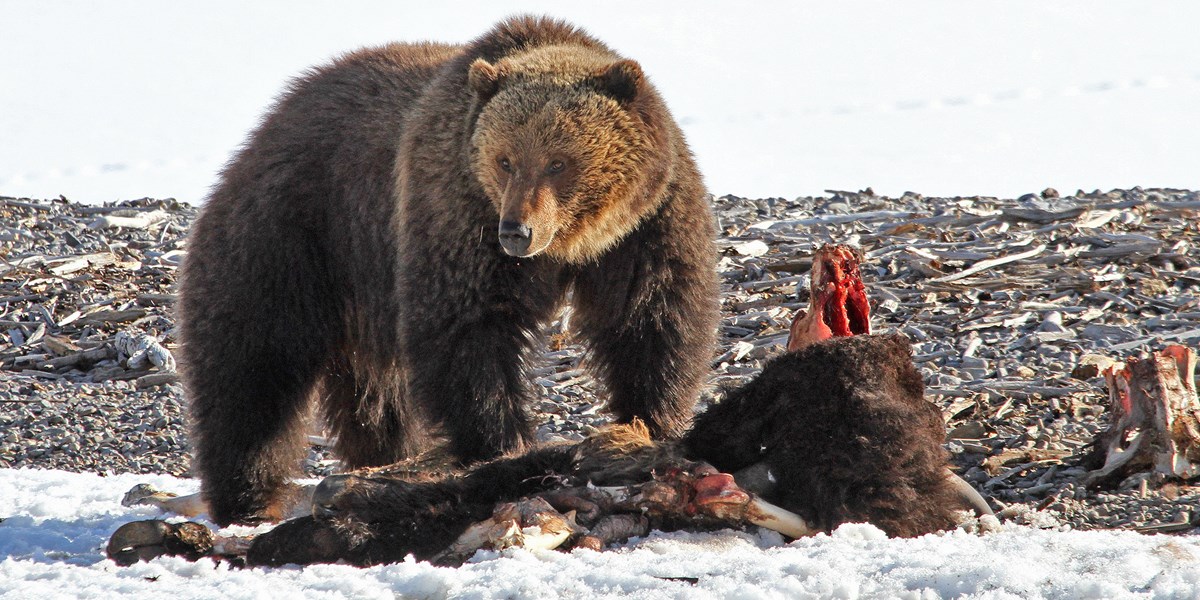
[788,244,871,351]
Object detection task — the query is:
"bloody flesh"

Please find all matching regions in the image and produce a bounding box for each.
[788,245,872,351]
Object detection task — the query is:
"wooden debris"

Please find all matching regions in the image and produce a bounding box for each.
[929,244,1047,283]
[88,209,170,230]
[0,197,186,385]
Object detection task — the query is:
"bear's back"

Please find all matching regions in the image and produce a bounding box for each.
[214,42,460,211]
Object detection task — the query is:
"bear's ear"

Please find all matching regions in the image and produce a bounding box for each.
[468,58,504,100]
[595,59,643,104]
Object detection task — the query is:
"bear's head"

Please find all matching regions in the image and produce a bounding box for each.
[468,45,672,264]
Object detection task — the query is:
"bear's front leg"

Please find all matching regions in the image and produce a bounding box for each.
[402,316,540,462]
[571,205,719,439]
[398,243,565,463]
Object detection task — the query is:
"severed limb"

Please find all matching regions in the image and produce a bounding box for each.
[430,465,818,564]
[1085,345,1200,487]
[106,519,254,566]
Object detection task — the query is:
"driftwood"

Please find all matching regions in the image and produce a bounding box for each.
[1086,345,1200,487]
[88,209,170,230]
[1,197,185,388]
[114,331,176,371]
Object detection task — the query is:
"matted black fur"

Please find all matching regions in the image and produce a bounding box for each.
[685,334,961,537]
[248,445,581,567]
[180,15,718,526]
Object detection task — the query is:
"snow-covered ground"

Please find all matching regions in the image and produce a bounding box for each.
[2,468,1199,600]
[1,1,1198,203]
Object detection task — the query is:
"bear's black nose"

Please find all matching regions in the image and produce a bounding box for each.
[498,220,532,256]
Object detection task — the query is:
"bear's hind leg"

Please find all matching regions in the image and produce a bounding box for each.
[181,211,345,526]
[187,348,323,526]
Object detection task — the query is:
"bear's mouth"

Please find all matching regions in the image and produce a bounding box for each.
[499,231,555,258]
[526,232,556,257]
[786,244,871,351]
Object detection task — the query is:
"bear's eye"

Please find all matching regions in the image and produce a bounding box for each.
[546,160,565,175]
[498,157,512,173]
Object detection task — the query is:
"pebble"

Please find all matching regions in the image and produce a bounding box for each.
[1038,311,1066,333]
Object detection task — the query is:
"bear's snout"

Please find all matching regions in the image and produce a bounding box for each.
[498,220,533,256]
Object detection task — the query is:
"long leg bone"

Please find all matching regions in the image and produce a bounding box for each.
[121,485,208,518]
[692,472,816,538]
[122,483,318,521]
[598,467,817,539]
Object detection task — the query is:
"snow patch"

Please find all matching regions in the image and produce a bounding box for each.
[3,468,1200,598]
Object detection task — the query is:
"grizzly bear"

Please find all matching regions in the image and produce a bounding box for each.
[179,16,719,526]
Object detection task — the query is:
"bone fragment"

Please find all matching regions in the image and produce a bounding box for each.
[122,484,207,518]
[432,498,582,565]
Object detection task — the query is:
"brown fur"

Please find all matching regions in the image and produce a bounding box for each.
[179,16,718,526]
[246,335,965,566]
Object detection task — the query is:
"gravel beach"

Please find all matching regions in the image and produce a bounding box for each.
[1,189,1198,534]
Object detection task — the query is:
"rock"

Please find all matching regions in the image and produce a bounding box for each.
[1038,311,1066,333]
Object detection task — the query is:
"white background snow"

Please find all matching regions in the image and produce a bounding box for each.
[1,1,1198,203]
[3,2,1200,598]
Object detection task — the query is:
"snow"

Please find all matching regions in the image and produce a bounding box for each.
[2,1,1198,204]
[2,468,1199,599]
